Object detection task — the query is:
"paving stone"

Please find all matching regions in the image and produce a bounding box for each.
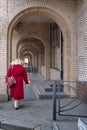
[0,73,86,130]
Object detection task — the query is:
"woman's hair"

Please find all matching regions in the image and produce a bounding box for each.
[11,59,23,65]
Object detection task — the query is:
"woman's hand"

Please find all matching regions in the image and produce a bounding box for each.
[28,80,30,84]
[4,82,8,86]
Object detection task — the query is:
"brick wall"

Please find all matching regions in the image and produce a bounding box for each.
[77,0,87,81]
[0,0,82,100]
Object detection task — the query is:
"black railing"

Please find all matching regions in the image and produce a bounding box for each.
[52,80,87,120]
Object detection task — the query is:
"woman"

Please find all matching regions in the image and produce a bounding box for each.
[6,59,30,109]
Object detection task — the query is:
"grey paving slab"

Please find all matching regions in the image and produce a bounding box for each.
[55,121,78,130]
[0,99,54,130]
[0,73,87,130]
[0,98,84,130]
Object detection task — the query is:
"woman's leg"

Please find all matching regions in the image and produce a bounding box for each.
[14,99,19,109]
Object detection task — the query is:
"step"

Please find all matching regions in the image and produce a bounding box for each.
[33,82,67,99]
[77,118,87,130]
[1,122,54,130]
[0,123,32,130]
[53,121,78,130]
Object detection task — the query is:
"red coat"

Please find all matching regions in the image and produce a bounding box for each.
[6,65,29,100]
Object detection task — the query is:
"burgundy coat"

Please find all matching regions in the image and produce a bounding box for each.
[6,65,29,100]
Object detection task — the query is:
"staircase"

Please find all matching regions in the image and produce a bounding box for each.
[33,80,67,99]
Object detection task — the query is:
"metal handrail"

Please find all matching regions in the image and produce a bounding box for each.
[52,80,87,120]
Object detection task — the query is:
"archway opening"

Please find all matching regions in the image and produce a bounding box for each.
[16,37,45,73]
[24,57,29,64]
[10,14,63,80]
[8,7,71,81]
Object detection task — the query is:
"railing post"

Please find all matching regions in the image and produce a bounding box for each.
[58,81,60,115]
[52,80,56,120]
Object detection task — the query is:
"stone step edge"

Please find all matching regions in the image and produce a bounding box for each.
[0,123,32,130]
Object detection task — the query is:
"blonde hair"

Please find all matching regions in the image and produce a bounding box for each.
[11,59,23,65]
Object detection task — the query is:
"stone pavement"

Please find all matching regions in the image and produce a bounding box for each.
[0,73,87,130]
[0,98,54,130]
[0,97,84,130]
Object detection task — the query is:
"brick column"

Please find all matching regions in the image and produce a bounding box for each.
[0,24,8,101]
[77,1,87,81]
[0,0,9,101]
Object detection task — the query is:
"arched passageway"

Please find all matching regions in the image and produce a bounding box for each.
[0,0,82,102]
[17,37,45,73]
[8,7,72,81]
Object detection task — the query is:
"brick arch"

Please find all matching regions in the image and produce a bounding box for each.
[19,46,36,68]
[8,7,70,35]
[17,38,44,57]
[7,7,73,80]
[19,46,38,70]
[16,35,46,49]
[18,45,37,58]
[7,0,76,24]
[16,36,45,71]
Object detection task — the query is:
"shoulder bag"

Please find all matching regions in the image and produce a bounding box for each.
[6,66,16,87]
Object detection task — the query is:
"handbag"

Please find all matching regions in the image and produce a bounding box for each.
[6,66,16,87]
